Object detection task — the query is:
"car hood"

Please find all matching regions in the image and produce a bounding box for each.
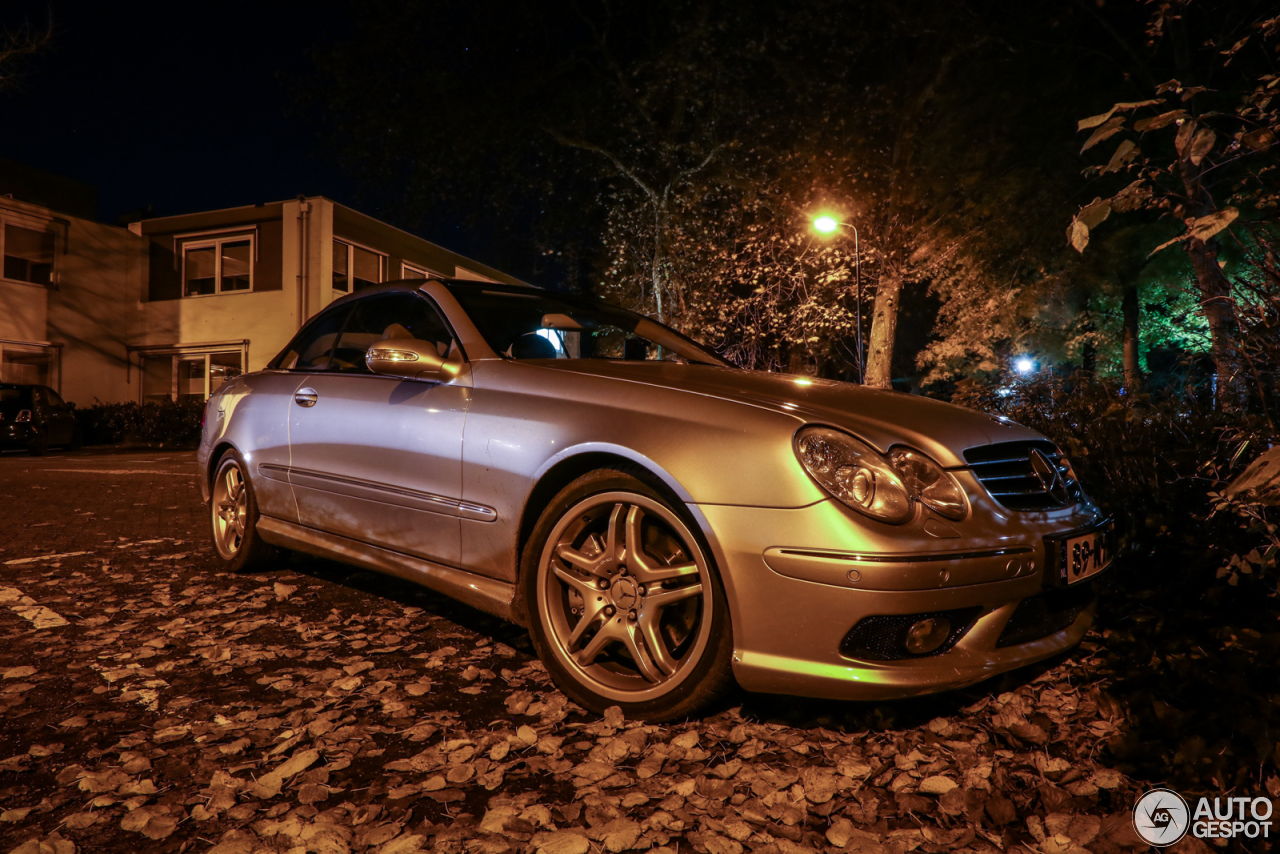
[529,360,1045,467]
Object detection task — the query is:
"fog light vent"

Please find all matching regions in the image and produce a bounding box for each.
[905,617,952,654]
[839,607,981,661]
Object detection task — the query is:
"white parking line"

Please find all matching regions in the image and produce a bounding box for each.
[4,551,91,566]
[0,586,69,629]
[42,469,195,476]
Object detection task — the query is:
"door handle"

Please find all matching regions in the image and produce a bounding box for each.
[294,388,318,407]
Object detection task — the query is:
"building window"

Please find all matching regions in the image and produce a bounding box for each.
[0,346,56,386]
[332,239,384,293]
[401,262,440,280]
[3,224,55,285]
[182,235,253,296]
[140,350,244,402]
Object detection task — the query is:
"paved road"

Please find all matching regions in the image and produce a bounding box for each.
[0,449,1143,854]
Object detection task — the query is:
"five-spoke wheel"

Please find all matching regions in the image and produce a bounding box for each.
[525,469,734,720]
[212,459,249,559]
[209,450,277,572]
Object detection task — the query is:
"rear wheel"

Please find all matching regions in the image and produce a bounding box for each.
[210,450,277,573]
[523,468,734,721]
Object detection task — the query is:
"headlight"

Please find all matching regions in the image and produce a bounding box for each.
[795,426,969,523]
[794,426,913,523]
[888,448,968,521]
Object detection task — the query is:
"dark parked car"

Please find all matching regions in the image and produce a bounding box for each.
[0,383,81,455]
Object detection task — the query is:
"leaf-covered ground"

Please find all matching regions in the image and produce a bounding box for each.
[0,450,1271,853]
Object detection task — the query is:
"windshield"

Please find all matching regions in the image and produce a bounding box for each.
[444,283,729,366]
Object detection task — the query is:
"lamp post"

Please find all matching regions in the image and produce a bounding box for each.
[813,215,863,383]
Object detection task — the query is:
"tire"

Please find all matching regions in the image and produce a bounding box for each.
[522,467,735,722]
[67,427,84,451]
[210,449,278,573]
[26,434,48,456]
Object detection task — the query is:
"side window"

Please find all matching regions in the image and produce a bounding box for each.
[272,306,354,371]
[45,388,66,408]
[330,293,456,375]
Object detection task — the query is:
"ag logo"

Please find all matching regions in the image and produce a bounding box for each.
[1134,788,1190,846]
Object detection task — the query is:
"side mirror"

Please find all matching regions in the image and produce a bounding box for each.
[366,338,463,382]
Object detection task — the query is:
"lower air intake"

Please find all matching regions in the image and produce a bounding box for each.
[996,584,1095,648]
[839,607,982,661]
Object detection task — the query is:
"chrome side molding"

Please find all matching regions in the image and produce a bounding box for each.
[281,466,498,522]
[256,515,518,622]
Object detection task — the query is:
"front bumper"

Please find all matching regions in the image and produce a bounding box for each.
[692,498,1108,701]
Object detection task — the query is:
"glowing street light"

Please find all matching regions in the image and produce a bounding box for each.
[1014,356,1035,375]
[810,214,862,383]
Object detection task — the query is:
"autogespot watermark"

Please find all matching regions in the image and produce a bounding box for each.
[1133,788,1275,846]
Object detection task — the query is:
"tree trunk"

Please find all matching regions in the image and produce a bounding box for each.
[787,342,818,376]
[865,273,903,389]
[652,203,666,324]
[1177,152,1242,409]
[1122,283,1141,391]
[1184,235,1242,409]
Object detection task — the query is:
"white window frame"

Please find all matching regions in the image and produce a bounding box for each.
[181,233,256,297]
[401,261,442,280]
[0,215,58,288]
[332,238,386,293]
[131,342,248,403]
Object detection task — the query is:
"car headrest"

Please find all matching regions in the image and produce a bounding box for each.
[511,333,558,360]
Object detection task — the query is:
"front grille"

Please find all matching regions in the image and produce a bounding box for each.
[963,440,1080,511]
[839,607,982,661]
[995,584,1094,648]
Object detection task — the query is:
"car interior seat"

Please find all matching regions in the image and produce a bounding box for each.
[510,332,559,360]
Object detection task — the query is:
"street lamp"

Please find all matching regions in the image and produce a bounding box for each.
[812,214,862,383]
[1014,356,1035,375]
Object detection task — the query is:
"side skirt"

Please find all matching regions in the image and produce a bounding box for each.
[256,516,520,624]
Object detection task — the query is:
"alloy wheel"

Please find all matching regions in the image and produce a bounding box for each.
[212,461,249,559]
[537,491,713,702]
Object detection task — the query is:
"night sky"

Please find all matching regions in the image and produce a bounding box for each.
[2,2,358,229]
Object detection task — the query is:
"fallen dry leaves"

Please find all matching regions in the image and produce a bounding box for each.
[1,455,1275,854]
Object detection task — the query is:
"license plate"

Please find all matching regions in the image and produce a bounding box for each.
[1057,525,1112,584]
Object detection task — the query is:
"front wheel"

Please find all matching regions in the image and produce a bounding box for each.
[210,450,278,573]
[523,468,735,721]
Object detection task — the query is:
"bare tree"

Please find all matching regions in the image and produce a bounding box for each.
[0,12,53,94]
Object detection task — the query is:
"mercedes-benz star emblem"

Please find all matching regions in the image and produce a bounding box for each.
[1029,449,1069,503]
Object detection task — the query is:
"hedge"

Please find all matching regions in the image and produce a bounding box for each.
[75,400,205,448]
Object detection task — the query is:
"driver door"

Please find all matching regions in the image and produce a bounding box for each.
[286,291,468,567]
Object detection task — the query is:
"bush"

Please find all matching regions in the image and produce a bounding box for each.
[950,372,1273,582]
[76,400,205,449]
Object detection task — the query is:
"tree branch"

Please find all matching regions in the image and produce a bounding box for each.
[542,125,659,202]
[0,11,54,93]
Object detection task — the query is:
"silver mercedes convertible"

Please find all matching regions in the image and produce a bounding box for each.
[198,279,1112,720]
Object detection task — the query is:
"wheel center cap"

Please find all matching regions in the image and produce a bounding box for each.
[609,577,639,611]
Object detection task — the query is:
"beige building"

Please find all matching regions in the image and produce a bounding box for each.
[0,168,523,405]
